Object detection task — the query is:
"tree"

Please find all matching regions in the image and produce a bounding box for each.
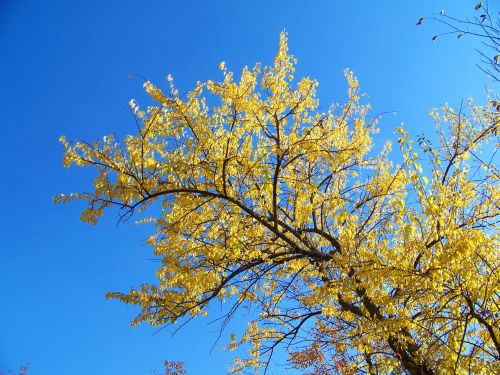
[419,1,500,83]
[57,33,500,374]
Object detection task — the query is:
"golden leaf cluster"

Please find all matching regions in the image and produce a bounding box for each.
[58,33,499,374]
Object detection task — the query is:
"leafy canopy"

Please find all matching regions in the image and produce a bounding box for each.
[58,33,499,374]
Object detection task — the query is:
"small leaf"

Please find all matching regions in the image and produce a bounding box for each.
[475,2,482,10]
[440,10,445,16]
[494,55,500,64]
[432,35,438,41]
[490,100,500,112]
[416,17,424,26]
[457,33,464,39]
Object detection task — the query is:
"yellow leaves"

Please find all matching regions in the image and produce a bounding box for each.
[335,342,346,353]
[395,126,408,148]
[247,321,259,336]
[321,304,340,318]
[52,192,79,204]
[59,32,500,374]
[228,333,237,351]
[79,207,101,225]
[414,161,423,174]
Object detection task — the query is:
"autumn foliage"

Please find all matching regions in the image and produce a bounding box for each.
[58,33,499,374]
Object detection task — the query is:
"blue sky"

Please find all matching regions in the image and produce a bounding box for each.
[0,1,492,374]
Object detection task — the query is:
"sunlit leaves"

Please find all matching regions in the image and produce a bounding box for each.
[59,33,499,374]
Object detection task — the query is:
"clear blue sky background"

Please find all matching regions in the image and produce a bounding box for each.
[0,1,493,374]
